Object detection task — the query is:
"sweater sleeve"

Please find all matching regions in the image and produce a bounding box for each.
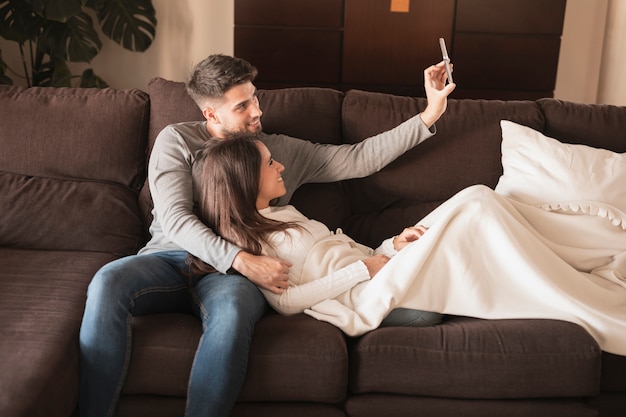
[265,114,436,205]
[373,237,398,258]
[260,261,371,316]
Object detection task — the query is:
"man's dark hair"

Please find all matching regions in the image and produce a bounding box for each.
[186,54,258,108]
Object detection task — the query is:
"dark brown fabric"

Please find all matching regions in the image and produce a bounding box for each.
[600,352,626,391]
[123,314,200,397]
[538,98,626,152]
[0,248,118,417]
[257,87,344,144]
[231,402,346,417]
[344,201,444,249]
[0,86,149,189]
[117,396,346,417]
[349,317,601,399]
[346,394,597,417]
[124,313,348,403]
[0,171,144,254]
[291,182,352,233]
[587,392,626,417]
[0,85,149,254]
[239,313,348,403]
[137,180,154,241]
[146,77,203,154]
[117,396,185,417]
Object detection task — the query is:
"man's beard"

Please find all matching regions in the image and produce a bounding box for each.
[222,120,262,137]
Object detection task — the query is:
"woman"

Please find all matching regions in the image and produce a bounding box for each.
[190,136,626,355]
[189,135,441,327]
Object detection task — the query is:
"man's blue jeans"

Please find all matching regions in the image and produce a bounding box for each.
[79,251,267,417]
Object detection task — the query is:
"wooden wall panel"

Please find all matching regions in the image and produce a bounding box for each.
[234,0,344,27]
[342,0,455,94]
[452,34,562,92]
[235,28,342,88]
[455,0,566,35]
[234,0,566,99]
[452,0,566,99]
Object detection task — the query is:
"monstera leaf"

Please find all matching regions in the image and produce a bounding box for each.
[0,0,156,87]
[39,12,102,63]
[98,0,156,52]
[27,0,85,23]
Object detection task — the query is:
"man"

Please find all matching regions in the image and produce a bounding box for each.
[79,54,454,417]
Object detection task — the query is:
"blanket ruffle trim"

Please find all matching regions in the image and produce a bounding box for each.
[537,200,626,231]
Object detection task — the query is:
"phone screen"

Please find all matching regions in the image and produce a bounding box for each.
[439,38,453,84]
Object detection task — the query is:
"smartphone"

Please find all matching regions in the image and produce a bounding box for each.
[438,38,453,84]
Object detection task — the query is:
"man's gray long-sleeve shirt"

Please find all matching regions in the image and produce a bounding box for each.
[139,115,435,273]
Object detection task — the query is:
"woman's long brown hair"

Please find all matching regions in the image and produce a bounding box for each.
[187,135,300,275]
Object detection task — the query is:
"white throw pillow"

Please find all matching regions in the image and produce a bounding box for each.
[495,120,626,229]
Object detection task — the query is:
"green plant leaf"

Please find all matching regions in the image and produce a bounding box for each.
[1,0,156,87]
[40,11,101,62]
[49,57,72,86]
[31,57,53,86]
[95,0,156,52]
[79,68,108,87]
[0,0,45,43]
[25,0,86,22]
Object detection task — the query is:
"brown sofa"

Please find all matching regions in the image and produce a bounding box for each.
[1,79,624,417]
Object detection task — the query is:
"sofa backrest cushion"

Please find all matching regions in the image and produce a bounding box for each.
[340,90,545,247]
[538,98,626,153]
[147,77,204,155]
[0,86,149,255]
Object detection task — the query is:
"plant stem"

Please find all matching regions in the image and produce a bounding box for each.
[18,43,31,88]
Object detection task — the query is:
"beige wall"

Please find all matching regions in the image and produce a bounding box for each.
[555,0,626,106]
[597,0,626,105]
[89,0,235,90]
[2,0,625,105]
[554,0,608,104]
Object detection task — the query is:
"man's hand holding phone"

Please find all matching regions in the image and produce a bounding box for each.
[439,37,454,84]
[420,45,456,128]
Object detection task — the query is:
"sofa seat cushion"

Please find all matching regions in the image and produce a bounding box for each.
[350,317,601,399]
[0,248,119,417]
[600,352,626,391]
[118,396,347,417]
[346,394,597,417]
[124,312,348,403]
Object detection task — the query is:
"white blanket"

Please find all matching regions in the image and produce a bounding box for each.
[305,185,626,355]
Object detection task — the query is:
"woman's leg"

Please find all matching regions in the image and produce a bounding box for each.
[380,308,443,327]
[79,251,190,417]
[185,272,267,417]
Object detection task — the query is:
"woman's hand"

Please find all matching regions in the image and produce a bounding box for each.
[393,225,429,251]
[362,254,390,279]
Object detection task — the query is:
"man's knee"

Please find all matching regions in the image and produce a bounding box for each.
[200,275,267,330]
